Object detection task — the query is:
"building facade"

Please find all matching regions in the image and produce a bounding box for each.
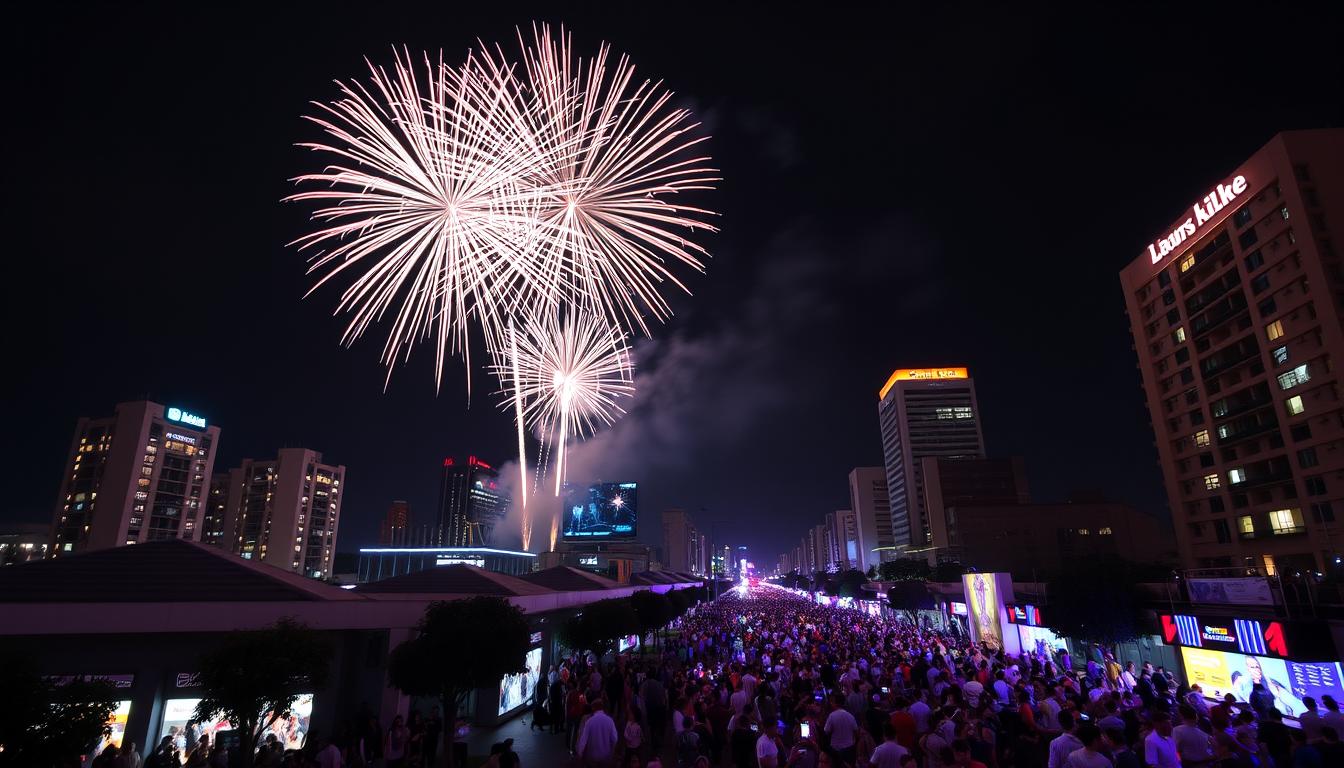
[922,456,1031,563]
[878,368,986,552]
[51,401,220,556]
[848,467,893,571]
[202,472,232,548]
[435,456,507,548]
[220,448,344,578]
[661,509,695,573]
[380,500,412,547]
[1120,129,1344,574]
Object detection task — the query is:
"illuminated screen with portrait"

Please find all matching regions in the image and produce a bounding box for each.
[159,694,313,759]
[1179,647,1344,719]
[497,647,543,716]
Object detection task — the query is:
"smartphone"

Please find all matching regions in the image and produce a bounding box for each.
[881,686,891,694]
[750,723,759,732]
[800,722,811,739]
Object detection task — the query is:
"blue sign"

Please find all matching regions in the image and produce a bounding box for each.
[165,406,206,429]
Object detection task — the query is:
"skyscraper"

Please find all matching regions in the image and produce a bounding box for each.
[51,401,220,556]
[878,367,986,551]
[848,467,893,570]
[1120,129,1344,574]
[661,509,694,572]
[220,448,344,578]
[435,456,508,547]
[202,472,233,548]
[380,500,412,546]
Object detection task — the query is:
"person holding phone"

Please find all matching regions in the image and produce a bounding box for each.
[788,722,821,768]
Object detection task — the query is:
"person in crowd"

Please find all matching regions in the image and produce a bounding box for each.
[1173,704,1214,767]
[1144,712,1181,768]
[576,698,619,767]
[385,714,410,768]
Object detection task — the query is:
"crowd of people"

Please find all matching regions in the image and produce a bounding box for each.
[541,584,1343,768]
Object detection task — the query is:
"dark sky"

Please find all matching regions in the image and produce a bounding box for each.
[6,4,1343,564]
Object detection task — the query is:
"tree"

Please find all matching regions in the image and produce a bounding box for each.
[631,590,674,649]
[878,559,931,582]
[571,597,640,655]
[388,596,531,766]
[1045,556,1147,646]
[0,662,119,768]
[833,569,869,598]
[193,618,330,765]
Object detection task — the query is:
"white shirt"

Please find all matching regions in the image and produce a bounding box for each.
[756,733,780,764]
[1066,747,1111,768]
[1173,723,1212,763]
[870,740,909,768]
[1048,732,1084,768]
[1144,731,1180,768]
[909,699,931,733]
[824,708,859,749]
[577,710,619,761]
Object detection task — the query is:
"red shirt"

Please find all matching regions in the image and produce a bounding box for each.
[889,711,917,750]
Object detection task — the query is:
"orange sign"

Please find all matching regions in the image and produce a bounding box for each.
[879,367,969,399]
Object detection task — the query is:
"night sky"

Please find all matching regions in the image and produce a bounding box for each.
[7,4,1343,564]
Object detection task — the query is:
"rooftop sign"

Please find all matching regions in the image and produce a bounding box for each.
[879,367,969,399]
[165,406,206,429]
[1147,175,1248,265]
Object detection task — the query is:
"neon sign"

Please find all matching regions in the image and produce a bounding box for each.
[880,367,970,399]
[1148,175,1248,264]
[165,407,206,429]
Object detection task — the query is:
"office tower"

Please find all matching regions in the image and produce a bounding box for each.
[1121,129,1344,574]
[878,367,986,551]
[221,448,344,578]
[435,456,508,547]
[202,472,233,548]
[380,500,412,546]
[921,456,1031,563]
[51,401,220,556]
[849,467,893,571]
[661,509,693,571]
[830,509,859,570]
[697,532,708,575]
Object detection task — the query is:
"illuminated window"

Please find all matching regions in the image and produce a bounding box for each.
[1277,364,1310,390]
[1194,430,1210,447]
[1204,473,1221,490]
[1172,327,1186,344]
[1287,395,1305,416]
[1179,253,1196,272]
[1266,320,1285,341]
[1273,346,1289,365]
[1261,554,1276,576]
[1268,508,1302,534]
[1078,528,1090,535]
[1098,527,1113,535]
[1229,468,1247,484]
[1238,515,1255,534]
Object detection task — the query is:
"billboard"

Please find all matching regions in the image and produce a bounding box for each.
[1176,647,1341,718]
[497,647,542,716]
[159,693,313,757]
[962,572,1012,651]
[562,482,637,540]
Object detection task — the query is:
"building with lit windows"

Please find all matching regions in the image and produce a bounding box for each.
[435,457,508,548]
[1,524,51,565]
[201,473,231,547]
[1120,129,1344,574]
[50,400,220,556]
[878,368,986,552]
[379,500,412,546]
[848,467,893,570]
[219,449,344,578]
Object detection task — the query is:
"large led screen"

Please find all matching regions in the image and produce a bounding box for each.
[498,647,542,716]
[563,482,637,540]
[1179,647,1343,718]
[159,693,313,760]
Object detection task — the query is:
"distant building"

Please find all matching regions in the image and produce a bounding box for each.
[220,448,345,578]
[945,502,1176,578]
[829,509,860,570]
[202,472,232,548]
[380,500,412,546]
[878,368,986,551]
[848,467,892,570]
[661,509,695,573]
[51,400,220,556]
[1,524,50,565]
[923,457,1031,563]
[357,545,536,581]
[435,456,507,548]
[1120,129,1344,575]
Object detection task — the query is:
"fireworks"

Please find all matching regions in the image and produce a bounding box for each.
[289,25,717,549]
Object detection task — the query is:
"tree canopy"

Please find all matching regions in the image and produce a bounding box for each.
[1045,556,1149,646]
[193,617,330,764]
[0,662,119,768]
[388,597,531,712]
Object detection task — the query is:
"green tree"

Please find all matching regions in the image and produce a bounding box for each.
[193,618,330,765]
[0,664,119,768]
[833,568,869,598]
[878,559,931,582]
[388,597,531,767]
[1045,556,1147,646]
[631,590,674,649]
[571,597,640,655]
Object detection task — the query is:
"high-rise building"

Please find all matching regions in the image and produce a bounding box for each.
[829,509,860,570]
[1121,129,1344,575]
[878,367,986,551]
[202,472,233,548]
[220,448,344,578]
[435,456,507,547]
[51,401,220,556]
[379,500,412,546]
[921,456,1031,563]
[661,509,694,572]
[848,467,892,571]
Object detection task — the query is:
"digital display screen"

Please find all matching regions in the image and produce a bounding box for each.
[498,647,542,716]
[92,700,132,757]
[562,482,637,539]
[1179,647,1343,719]
[160,693,313,760]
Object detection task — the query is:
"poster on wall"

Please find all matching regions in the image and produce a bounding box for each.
[962,572,1011,650]
[497,647,542,716]
[1180,647,1308,716]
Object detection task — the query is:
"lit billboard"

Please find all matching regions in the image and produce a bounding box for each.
[497,647,542,716]
[562,482,637,540]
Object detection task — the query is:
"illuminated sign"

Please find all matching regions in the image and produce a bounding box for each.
[950,601,968,616]
[1005,604,1042,626]
[578,556,599,566]
[165,407,206,429]
[530,631,543,644]
[165,432,197,445]
[1147,175,1249,265]
[880,367,970,399]
[1161,613,1287,657]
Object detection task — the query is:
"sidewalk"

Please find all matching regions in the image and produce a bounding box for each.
[461,709,573,767]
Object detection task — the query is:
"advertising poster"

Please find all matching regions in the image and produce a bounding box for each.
[962,572,1010,650]
[1180,648,1304,716]
[1287,661,1344,705]
[159,694,313,760]
[91,700,132,756]
[497,647,542,716]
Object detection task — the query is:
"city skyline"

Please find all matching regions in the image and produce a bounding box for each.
[6,5,1344,563]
